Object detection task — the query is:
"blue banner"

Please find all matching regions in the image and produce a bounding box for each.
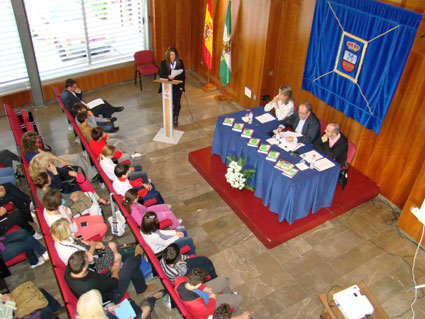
[302,0,422,135]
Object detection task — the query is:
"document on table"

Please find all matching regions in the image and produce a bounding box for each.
[296,162,309,171]
[86,98,104,109]
[266,137,279,145]
[277,140,304,152]
[300,150,324,163]
[255,112,276,123]
[278,131,303,138]
[314,158,335,171]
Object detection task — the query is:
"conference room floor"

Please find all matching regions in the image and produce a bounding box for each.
[2,71,424,319]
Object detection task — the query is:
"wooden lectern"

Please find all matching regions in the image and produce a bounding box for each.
[153,78,184,144]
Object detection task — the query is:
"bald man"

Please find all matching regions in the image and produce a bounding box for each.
[314,122,348,165]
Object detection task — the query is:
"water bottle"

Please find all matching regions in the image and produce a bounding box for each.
[310,154,316,169]
[248,111,253,124]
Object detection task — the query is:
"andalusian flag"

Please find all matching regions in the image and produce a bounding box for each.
[219,0,231,86]
[202,0,213,71]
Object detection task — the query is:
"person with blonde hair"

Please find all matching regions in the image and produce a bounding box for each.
[21,131,98,181]
[51,218,120,272]
[76,289,166,319]
[264,85,294,122]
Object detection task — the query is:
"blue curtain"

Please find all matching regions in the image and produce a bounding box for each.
[302,0,422,135]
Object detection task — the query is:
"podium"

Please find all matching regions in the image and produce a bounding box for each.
[153,78,184,144]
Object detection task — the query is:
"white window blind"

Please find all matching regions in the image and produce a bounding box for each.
[0,0,148,95]
[0,1,29,94]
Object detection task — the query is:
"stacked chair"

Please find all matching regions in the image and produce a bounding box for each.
[4,89,194,318]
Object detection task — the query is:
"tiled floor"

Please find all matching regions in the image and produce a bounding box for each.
[2,72,425,318]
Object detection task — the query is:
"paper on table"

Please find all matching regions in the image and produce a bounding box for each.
[296,162,309,171]
[300,150,324,163]
[86,98,104,109]
[279,131,303,138]
[114,299,136,319]
[171,69,183,77]
[255,113,276,123]
[277,140,304,152]
[313,158,335,171]
[266,137,279,145]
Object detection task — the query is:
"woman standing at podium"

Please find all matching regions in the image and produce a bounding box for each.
[159,46,185,127]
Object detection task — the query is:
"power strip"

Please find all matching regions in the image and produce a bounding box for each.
[410,199,425,225]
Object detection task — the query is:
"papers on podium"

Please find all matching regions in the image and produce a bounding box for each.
[255,112,276,123]
[86,98,104,109]
[300,150,323,163]
[171,69,183,77]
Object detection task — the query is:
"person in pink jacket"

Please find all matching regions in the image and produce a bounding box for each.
[122,189,181,228]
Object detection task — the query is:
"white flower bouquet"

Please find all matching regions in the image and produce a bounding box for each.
[225,155,255,191]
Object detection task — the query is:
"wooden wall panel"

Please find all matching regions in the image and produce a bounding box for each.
[0,64,134,109]
[151,0,193,71]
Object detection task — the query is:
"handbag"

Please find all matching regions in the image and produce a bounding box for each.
[108,193,126,236]
[10,282,48,318]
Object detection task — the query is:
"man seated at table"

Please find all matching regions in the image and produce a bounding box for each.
[65,250,156,303]
[276,102,320,144]
[61,78,124,118]
[314,122,348,166]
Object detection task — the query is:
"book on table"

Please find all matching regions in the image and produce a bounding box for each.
[275,160,294,171]
[282,167,299,178]
[223,117,235,126]
[247,138,260,147]
[266,150,280,162]
[258,143,271,154]
[241,128,254,138]
[232,122,244,132]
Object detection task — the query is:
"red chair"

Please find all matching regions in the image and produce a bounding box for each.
[134,50,159,91]
[319,119,328,135]
[339,139,357,190]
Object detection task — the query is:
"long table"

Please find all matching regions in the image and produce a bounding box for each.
[211,106,340,224]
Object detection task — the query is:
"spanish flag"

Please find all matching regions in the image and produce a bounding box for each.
[202,0,213,71]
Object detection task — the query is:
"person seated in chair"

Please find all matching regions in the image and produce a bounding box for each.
[275,102,320,144]
[73,103,118,134]
[264,85,294,122]
[313,122,348,166]
[65,250,156,303]
[175,268,242,319]
[61,78,124,118]
[213,303,252,319]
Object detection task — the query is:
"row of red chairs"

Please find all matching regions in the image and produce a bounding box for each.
[51,87,194,318]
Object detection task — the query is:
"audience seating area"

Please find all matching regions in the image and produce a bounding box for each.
[4,94,195,319]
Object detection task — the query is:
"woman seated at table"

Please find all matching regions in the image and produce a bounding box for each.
[51,218,120,272]
[42,189,107,241]
[140,212,195,256]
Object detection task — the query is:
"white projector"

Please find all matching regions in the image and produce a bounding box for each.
[333,285,374,319]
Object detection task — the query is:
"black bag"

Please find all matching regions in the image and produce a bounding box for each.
[59,165,86,193]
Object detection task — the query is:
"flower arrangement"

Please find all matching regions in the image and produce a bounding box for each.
[225,155,255,191]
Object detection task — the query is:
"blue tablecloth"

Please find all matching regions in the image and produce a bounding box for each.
[211,106,340,224]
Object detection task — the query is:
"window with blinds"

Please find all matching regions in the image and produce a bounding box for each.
[0,0,148,94]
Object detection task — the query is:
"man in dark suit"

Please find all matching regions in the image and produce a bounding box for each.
[60,78,124,118]
[280,102,320,143]
[314,122,348,165]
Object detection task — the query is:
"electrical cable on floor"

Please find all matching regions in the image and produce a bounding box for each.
[182,91,214,136]
[409,224,425,319]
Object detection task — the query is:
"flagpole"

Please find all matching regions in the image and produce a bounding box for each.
[201,68,216,92]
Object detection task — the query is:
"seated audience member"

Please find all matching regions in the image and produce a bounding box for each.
[123,188,180,228]
[314,122,348,166]
[0,204,38,238]
[0,285,61,319]
[65,250,156,303]
[29,154,105,201]
[90,126,143,162]
[76,110,94,142]
[0,182,32,221]
[51,218,120,272]
[42,189,107,241]
[73,102,118,133]
[277,101,320,144]
[61,78,124,118]
[0,229,48,268]
[21,131,98,181]
[264,85,294,122]
[76,289,166,319]
[100,145,148,182]
[141,211,195,255]
[160,243,217,284]
[113,163,164,204]
[0,149,19,168]
[213,303,252,319]
[175,268,242,319]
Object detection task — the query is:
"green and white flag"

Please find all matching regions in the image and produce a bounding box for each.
[219,0,231,86]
